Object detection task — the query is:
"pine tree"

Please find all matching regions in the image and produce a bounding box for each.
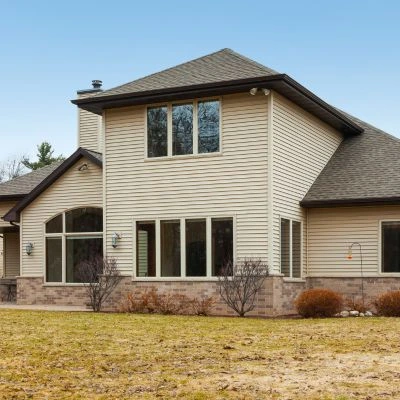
[22,142,64,170]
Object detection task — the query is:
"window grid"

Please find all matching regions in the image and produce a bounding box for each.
[146,98,221,158]
[134,216,234,279]
[280,218,302,278]
[44,208,103,284]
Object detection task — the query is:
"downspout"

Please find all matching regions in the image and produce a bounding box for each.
[267,91,274,273]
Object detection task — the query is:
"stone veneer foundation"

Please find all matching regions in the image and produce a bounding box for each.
[16,276,305,317]
[15,276,400,315]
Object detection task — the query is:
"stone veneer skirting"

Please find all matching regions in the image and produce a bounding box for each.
[15,276,400,315]
[16,276,305,317]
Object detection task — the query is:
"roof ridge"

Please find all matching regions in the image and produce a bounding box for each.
[92,48,235,98]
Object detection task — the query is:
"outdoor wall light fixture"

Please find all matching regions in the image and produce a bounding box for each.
[78,163,89,172]
[25,242,34,256]
[249,88,258,95]
[250,88,270,96]
[112,232,121,248]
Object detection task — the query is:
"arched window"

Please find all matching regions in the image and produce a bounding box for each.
[45,207,103,283]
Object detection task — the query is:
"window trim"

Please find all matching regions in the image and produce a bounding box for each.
[132,214,236,281]
[43,207,103,284]
[379,219,400,276]
[279,217,302,279]
[144,97,222,160]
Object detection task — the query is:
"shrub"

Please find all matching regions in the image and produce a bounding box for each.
[375,291,400,317]
[295,289,343,318]
[119,289,204,315]
[217,258,269,317]
[189,296,215,316]
[344,296,369,313]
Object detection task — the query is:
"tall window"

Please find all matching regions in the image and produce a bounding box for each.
[45,207,103,283]
[280,218,301,278]
[135,217,233,278]
[381,221,400,273]
[147,99,220,158]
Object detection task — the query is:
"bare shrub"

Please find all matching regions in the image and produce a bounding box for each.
[344,296,370,313]
[77,256,123,312]
[295,289,343,318]
[119,290,215,316]
[217,258,269,317]
[155,293,191,315]
[189,296,216,316]
[375,291,400,317]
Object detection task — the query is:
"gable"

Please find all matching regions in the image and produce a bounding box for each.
[4,148,102,222]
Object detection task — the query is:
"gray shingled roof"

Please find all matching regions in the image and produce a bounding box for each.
[94,48,279,98]
[301,115,400,206]
[0,148,103,199]
[0,161,63,198]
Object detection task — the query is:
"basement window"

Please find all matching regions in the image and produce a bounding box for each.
[146,99,220,158]
[280,218,301,278]
[381,221,400,273]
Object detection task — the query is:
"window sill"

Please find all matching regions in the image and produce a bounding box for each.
[133,277,220,282]
[282,277,306,283]
[144,152,223,162]
[43,283,87,287]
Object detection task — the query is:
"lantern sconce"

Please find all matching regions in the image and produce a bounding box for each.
[26,242,34,256]
[112,232,121,248]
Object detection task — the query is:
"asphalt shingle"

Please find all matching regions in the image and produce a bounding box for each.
[301,114,400,206]
[93,48,279,98]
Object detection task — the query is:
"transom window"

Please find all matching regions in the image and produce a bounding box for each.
[147,99,220,158]
[45,207,103,283]
[280,218,301,278]
[135,217,233,278]
[381,221,400,273]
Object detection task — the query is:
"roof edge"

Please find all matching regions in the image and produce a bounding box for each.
[4,148,102,223]
[0,194,26,202]
[301,196,400,208]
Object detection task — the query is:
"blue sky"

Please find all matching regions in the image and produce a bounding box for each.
[0,0,399,161]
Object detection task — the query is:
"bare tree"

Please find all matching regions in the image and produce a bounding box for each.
[0,156,26,182]
[77,256,123,312]
[217,258,269,317]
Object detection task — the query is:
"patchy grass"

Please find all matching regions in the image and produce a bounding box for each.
[0,311,399,399]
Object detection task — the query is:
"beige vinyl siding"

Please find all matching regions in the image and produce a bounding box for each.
[105,93,269,274]
[0,201,17,228]
[78,93,102,153]
[20,158,102,277]
[272,93,343,274]
[308,205,400,277]
[0,201,17,278]
[3,233,20,277]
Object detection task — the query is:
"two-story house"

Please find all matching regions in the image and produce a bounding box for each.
[1,49,399,315]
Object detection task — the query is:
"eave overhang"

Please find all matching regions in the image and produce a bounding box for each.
[4,148,102,223]
[301,197,400,208]
[71,74,364,136]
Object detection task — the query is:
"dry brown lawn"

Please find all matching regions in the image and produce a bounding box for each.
[0,310,399,399]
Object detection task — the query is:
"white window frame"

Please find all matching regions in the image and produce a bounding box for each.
[144,97,222,160]
[43,208,103,285]
[132,215,236,281]
[279,217,302,279]
[379,219,400,276]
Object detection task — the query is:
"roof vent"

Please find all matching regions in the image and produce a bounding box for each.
[92,80,102,89]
